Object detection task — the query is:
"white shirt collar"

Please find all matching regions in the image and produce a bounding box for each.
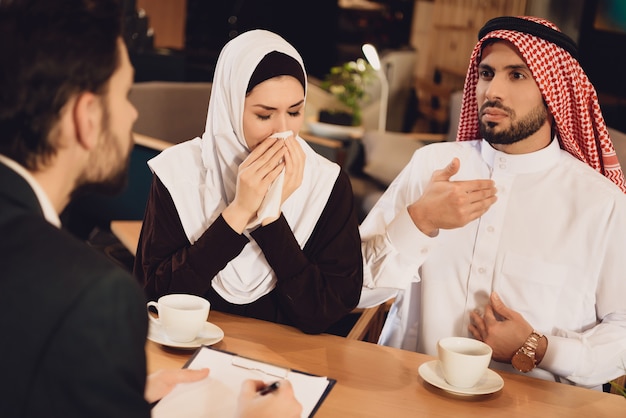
[480,137,562,174]
[0,154,61,228]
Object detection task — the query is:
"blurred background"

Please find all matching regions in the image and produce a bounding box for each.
[122,0,626,132]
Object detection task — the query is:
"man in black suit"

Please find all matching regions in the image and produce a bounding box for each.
[0,1,301,417]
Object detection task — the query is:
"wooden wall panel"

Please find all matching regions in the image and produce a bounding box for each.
[414,0,527,132]
[136,0,187,49]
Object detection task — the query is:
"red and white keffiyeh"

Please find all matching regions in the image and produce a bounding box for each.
[457,16,626,193]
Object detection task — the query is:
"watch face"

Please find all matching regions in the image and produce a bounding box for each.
[512,352,535,373]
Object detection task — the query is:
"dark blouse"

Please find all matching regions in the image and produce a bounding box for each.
[134,170,363,334]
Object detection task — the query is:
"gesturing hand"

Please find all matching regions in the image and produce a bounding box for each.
[468,292,534,362]
[407,158,497,236]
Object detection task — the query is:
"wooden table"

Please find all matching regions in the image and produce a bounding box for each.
[110,220,142,256]
[147,311,625,417]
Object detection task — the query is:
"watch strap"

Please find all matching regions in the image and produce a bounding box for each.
[512,330,543,372]
[523,330,543,353]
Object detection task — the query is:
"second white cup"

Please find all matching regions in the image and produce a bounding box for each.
[147,294,211,343]
[437,336,492,388]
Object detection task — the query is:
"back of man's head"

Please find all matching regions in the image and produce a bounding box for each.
[0,0,123,170]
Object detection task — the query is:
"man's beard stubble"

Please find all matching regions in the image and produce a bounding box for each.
[479,100,549,146]
[70,106,133,200]
[71,154,130,200]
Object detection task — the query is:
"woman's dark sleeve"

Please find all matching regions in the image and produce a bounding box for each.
[133,175,249,301]
[251,170,363,334]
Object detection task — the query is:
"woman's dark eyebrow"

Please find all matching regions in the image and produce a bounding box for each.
[252,104,277,111]
[252,99,305,111]
[289,99,305,108]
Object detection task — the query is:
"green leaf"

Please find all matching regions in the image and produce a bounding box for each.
[321,58,376,126]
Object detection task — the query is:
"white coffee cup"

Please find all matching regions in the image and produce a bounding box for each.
[437,336,492,388]
[147,294,211,343]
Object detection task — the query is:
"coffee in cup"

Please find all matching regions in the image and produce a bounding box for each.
[147,294,211,343]
[437,336,492,388]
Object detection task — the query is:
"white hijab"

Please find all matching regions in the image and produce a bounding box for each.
[148,30,340,304]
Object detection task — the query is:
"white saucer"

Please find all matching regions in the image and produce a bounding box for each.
[148,321,224,349]
[418,360,504,396]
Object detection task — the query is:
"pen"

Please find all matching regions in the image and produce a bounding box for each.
[258,381,281,396]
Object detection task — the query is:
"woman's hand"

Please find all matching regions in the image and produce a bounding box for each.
[280,134,305,204]
[223,136,286,233]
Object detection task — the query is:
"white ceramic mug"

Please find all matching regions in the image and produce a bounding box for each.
[437,336,492,388]
[147,294,211,343]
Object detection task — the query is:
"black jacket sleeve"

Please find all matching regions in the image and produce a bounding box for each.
[134,175,249,301]
[251,170,363,333]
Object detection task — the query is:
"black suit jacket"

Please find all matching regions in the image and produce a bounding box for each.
[0,161,150,417]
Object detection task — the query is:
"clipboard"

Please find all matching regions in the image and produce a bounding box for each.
[152,345,336,418]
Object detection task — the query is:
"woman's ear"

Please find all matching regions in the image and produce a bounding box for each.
[72,91,102,150]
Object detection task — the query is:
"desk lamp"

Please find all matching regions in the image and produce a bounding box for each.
[362,43,388,132]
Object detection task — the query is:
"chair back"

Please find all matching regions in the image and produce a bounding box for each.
[129,81,213,144]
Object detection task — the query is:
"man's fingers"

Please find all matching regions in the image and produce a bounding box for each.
[179,368,209,383]
[468,323,482,340]
[468,309,487,339]
[239,379,265,398]
[431,158,460,182]
[489,291,511,320]
[465,181,498,217]
[467,193,497,219]
[466,181,497,196]
[483,304,498,322]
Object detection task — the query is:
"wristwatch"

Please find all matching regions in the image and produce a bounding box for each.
[511,330,543,373]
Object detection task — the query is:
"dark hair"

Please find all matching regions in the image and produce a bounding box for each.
[0,0,123,169]
[246,51,306,95]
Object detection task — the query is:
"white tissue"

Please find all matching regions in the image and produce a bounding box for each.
[268,130,293,140]
[246,131,293,229]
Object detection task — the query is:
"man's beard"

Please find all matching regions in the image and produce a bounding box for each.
[479,100,548,145]
[71,107,133,200]
[71,155,129,200]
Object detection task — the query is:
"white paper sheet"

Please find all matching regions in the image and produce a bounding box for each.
[152,346,334,418]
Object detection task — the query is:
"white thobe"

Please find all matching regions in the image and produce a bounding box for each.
[359,139,626,389]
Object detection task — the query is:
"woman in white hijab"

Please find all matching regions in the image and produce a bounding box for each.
[134,30,363,334]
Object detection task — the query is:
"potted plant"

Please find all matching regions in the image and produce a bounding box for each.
[319,58,376,127]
